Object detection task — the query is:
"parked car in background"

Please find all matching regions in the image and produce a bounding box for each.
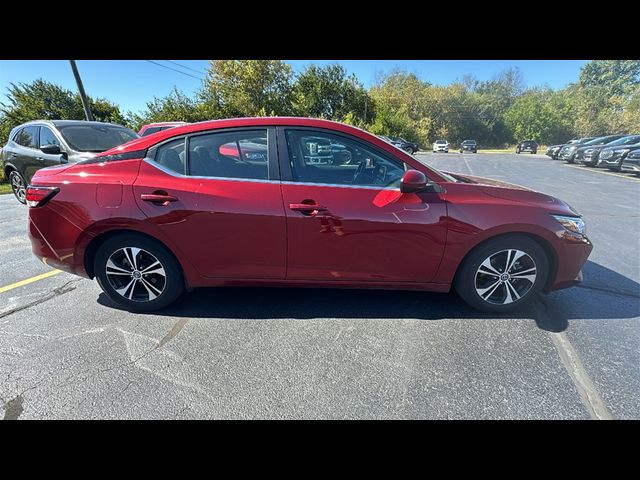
[559,135,627,163]
[600,142,640,172]
[26,117,591,314]
[432,140,449,153]
[621,149,640,175]
[579,134,640,167]
[138,122,189,137]
[390,137,419,154]
[516,140,538,154]
[1,120,138,203]
[546,138,593,159]
[459,140,477,153]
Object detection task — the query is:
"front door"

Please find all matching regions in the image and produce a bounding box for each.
[279,128,447,283]
[133,127,286,280]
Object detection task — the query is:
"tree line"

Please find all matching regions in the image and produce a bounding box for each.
[1,60,639,148]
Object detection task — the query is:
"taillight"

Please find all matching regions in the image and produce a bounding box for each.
[25,186,59,208]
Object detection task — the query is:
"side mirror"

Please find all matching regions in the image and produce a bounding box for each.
[400,170,428,193]
[41,144,61,155]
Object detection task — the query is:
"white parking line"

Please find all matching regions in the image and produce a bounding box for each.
[564,164,640,182]
[549,331,612,420]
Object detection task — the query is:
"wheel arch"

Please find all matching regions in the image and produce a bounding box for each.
[83,229,192,289]
[452,231,558,291]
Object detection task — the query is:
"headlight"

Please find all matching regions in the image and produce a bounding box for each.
[627,150,640,159]
[613,148,630,155]
[552,215,586,235]
[567,146,577,152]
[584,148,595,154]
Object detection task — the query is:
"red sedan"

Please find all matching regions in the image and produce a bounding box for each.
[26,117,592,313]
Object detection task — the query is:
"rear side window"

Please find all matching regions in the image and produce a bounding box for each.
[188,130,269,180]
[154,138,186,174]
[141,127,162,136]
[17,126,39,148]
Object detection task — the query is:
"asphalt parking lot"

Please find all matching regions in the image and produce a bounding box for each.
[1,152,639,419]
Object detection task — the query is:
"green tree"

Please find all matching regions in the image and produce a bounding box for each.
[578,60,640,97]
[0,79,128,141]
[129,88,210,130]
[291,64,371,125]
[200,60,294,117]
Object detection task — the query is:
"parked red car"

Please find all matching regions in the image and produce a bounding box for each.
[138,122,188,137]
[27,117,592,313]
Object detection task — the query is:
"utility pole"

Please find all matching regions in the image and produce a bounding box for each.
[69,60,94,121]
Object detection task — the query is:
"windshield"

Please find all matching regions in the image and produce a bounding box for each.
[435,140,447,144]
[463,140,476,145]
[58,124,139,152]
[582,136,618,146]
[607,135,640,146]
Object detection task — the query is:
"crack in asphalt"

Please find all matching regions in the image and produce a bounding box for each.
[0,279,82,319]
[575,283,640,299]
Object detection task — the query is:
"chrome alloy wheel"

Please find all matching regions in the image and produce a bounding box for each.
[474,249,537,305]
[105,247,166,302]
[10,171,26,203]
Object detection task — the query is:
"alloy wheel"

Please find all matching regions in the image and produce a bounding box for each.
[105,247,167,302]
[10,171,26,203]
[474,249,537,305]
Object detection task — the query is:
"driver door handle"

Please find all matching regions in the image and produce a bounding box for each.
[289,203,327,213]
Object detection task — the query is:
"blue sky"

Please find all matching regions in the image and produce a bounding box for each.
[0,60,588,115]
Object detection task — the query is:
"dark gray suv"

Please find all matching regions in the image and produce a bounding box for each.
[1,120,138,203]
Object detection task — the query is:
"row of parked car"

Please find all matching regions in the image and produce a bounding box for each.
[545,134,640,175]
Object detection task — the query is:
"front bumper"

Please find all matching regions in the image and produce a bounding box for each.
[433,146,448,152]
[546,235,593,292]
[621,157,640,172]
[579,152,600,166]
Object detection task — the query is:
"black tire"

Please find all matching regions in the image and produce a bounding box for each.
[608,164,622,172]
[473,150,477,153]
[454,235,549,313]
[94,234,184,311]
[460,149,463,153]
[532,150,536,154]
[9,170,27,204]
[516,149,520,154]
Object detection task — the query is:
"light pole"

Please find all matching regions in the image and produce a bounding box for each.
[69,60,94,121]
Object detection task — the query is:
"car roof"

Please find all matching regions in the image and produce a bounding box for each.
[105,117,388,154]
[18,119,129,129]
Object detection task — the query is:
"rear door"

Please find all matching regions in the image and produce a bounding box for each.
[133,127,287,280]
[278,127,447,283]
[15,126,41,181]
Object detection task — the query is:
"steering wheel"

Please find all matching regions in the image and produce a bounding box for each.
[352,160,367,184]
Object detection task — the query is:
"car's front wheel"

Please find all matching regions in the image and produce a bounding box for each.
[95,234,184,311]
[9,170,27,204]
[454,236,549,313]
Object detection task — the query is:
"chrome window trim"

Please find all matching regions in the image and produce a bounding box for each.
[142,158,400,191]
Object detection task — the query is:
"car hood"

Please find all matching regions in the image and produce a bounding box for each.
[444,172,579,214]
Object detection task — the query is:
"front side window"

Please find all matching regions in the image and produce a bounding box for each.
[188,129,269,180]
[285,129,406,188]
[40,126,60,147]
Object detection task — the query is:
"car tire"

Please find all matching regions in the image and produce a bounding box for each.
[532,150,536,154]
[608,164,622,172]
[94,234,184,312]
[516,149,520,154]
[454,235,549,313]
[9,170,27,204]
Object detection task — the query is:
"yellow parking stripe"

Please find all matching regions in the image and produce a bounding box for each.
[0,270,62,294]
[564,164,640,182]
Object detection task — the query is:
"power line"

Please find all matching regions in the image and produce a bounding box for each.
[165,60,207,76]
[145,60,204,80]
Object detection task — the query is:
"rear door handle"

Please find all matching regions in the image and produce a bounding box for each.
[141,193,178,206]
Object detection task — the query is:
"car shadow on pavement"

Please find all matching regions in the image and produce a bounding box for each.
[97,261,639,333]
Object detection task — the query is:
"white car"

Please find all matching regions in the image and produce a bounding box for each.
[433,139,449,153]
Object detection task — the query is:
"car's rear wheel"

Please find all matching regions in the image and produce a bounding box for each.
[9,170,27,204]
[454,236,549,313]
[516,149,520,154]
[95,234,184,311]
